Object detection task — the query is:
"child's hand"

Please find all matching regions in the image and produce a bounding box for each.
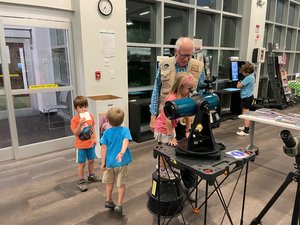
[102,122,111,131]
[79,118,86,125]
[100,163,106,171]
[185,131,190,138]
[116,152,123,163]
[168,138,177,146]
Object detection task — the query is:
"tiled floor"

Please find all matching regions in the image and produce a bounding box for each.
[0,105,299,225]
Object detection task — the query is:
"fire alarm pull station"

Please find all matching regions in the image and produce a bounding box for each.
[95,71,101,80]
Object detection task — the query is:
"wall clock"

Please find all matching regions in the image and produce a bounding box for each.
[98,0,113,16]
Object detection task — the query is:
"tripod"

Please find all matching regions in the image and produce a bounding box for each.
[251,156,300,225]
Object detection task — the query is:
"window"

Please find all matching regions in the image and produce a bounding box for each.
[273,25,284,48]
[275,0,284,24]
[0,94,11,148]
[288,3,296,26]
[197,0,217,9]
[127,47,158,88]
[294,54,300,74]
[50,29,70,85]
[126,0,156,43]
[218,50,239,80]
[297,31,300,51]
[1,27,71,89]
[285,28,293,51]
[266,0,276,21]
[263,23,273,48]
[170,0,191,3]
[223,0,238,14]
[202,50,217,77]
[164,6,189,44]
[195,11,217,47]
[221,16,237,47]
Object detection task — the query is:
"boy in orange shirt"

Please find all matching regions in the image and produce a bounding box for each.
[70,96,100,192]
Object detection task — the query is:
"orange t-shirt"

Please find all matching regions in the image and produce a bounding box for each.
[70,114,96,149]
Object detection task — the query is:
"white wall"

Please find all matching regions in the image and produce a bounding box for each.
[71,0,128,125]
[240,0,267,97]
[0,0,72,11]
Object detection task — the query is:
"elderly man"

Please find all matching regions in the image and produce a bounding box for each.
[149,37,206,202]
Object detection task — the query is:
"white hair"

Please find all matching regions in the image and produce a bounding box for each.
[175,37,194,50]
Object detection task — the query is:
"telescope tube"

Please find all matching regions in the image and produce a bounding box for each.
[164,95,206,120]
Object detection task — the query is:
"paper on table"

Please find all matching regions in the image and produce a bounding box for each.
[226,150,251,159]
[79,112,91,121]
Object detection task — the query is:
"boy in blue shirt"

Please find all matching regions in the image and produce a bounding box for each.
[236,63,255,136]
[100,107,132,214]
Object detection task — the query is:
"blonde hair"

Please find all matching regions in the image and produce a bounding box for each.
[169,72,196,96]
[107,107,124,127]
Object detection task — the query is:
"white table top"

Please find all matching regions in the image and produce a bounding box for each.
[239,113,300,131]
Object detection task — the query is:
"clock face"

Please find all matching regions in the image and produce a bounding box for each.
[98,0,113,16]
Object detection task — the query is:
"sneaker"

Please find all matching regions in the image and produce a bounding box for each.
[114,205,123,214]
[87,174,101,183]
[77,179,88,192]
[236,130,249,136]
[105,201,115,209]
[238,126,245,131]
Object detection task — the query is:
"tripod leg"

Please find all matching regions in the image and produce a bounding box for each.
[251,172,294,225]
[291,180,300,225]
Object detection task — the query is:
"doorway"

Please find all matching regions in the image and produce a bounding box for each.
[0,18,75,161]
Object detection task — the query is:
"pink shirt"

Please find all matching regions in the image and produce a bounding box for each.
[154,93,179,135]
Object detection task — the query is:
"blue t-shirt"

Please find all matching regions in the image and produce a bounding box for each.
[100,126,132,168]
[241,73,255,99]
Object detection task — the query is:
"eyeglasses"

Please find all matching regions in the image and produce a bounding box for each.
[178,50,193,59]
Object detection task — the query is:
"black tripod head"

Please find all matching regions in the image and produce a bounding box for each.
[281,130,300,157]
[198,76,217,93]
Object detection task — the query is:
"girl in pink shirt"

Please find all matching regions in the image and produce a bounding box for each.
[154,72,196,179]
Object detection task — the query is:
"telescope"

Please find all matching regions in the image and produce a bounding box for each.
[281,130,300,157]
[250,130,300,225]
[164,94,220,158]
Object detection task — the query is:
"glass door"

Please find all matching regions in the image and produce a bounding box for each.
[0,18,75,161]
[0,43,13,161]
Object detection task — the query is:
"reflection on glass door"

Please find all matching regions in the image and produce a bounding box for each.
[0,96,12,149]
[5,26,73,145]
[0,19,75,161]
[0,53,13,160]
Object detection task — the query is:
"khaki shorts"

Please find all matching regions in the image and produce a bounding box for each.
[102,165,128,187]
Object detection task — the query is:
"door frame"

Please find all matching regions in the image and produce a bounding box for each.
[0,17,77,161]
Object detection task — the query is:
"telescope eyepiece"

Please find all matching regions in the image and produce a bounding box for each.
[281,130,296,148]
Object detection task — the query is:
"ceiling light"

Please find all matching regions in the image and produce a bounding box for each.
[164,16,172,19]
[140,11,150,16]
[126,19,134,26]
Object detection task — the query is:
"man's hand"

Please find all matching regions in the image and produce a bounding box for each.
[149,115,157,132]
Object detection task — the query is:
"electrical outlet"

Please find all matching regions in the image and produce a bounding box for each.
[110,70,115,79]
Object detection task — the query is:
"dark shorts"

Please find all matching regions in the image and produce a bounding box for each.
[241,95,254,109]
